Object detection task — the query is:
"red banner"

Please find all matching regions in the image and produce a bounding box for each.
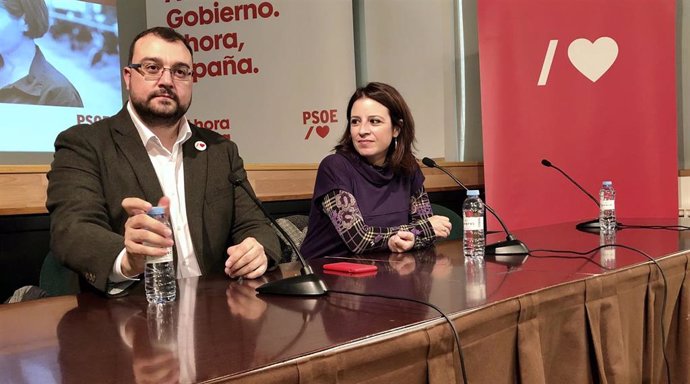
[477,0,677,230]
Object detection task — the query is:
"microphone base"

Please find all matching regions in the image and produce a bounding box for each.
[485,238,529,256]
[575,219,621,234]
[484,239,530,267]
[256,273,328,296]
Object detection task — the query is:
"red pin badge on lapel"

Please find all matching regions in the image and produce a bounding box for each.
[195,141,206,151]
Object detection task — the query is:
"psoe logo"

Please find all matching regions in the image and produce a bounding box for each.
[538,37,618,85]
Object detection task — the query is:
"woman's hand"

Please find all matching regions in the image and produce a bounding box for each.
[429,215,452,238]
[388,230,415,253]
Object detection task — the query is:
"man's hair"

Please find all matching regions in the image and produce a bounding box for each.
[127,26,194,64]
[335,82,418,175]
[1,0,49,38]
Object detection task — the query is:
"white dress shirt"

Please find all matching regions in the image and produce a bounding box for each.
[109,103,202,286]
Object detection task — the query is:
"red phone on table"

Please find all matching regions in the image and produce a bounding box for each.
[323,262,378,275]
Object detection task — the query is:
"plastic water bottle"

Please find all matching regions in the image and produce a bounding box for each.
[462,190,485,259]
[599,181,616,234]
[145,207,176,303]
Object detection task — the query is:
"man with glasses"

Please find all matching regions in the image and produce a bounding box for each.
[46,27,280,296]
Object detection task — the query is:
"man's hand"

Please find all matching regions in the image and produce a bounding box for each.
[225,237,269,279]
[388,230,415,253]
[121,197,174,277]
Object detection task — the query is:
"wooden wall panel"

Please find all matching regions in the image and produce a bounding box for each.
[0,162,483,215]
[0,166,50,215]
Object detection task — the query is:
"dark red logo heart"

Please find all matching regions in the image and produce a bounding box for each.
[316,125,329,138]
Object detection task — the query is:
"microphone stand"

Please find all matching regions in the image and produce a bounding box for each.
[230,176,327,296]
[540,159,621,233]
[421,158,529,257]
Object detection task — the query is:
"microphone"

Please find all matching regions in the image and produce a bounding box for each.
[229,174,327,296]
[421,157,529,257]
[540,159,620,233]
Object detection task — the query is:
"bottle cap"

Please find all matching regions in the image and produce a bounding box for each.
[602,181,612,186]
[148,206,165,215]
[467,190,480,196]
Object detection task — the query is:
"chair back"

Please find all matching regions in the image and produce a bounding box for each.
[273,215,309,263]
[39,252,80,297]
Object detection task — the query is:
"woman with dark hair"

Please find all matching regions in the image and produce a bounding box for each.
[301,82,452,259]
[0,0,83,107]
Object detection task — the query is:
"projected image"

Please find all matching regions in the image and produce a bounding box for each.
[0,0,119,107]
[0,0,123,152]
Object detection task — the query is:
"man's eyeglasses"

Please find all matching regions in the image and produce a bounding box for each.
[128,62,193,81]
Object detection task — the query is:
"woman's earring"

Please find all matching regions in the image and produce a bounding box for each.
[393,137,398,149]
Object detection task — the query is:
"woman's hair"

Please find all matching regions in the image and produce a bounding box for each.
[1,0,49,38]
[335,82,418,175]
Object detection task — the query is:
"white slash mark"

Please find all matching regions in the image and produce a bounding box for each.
[537,40,559,86]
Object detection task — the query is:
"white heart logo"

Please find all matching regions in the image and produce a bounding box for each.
[567,37,618,82]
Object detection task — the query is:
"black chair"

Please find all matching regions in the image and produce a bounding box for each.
[4,252,79,303]
[39,252,80,297]
[273,215,309,263]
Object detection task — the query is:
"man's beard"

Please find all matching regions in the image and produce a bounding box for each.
[131,87,190,127]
